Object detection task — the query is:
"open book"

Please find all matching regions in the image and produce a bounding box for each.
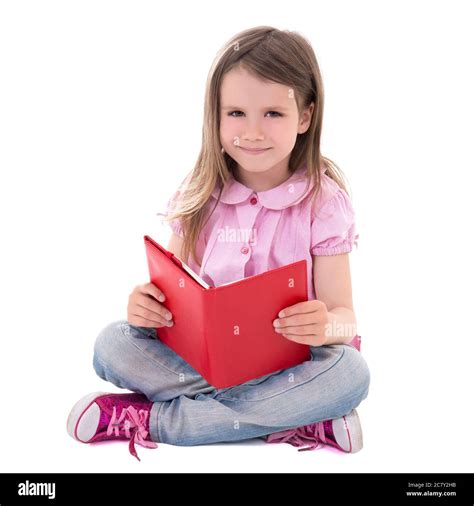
[144,235,311,388]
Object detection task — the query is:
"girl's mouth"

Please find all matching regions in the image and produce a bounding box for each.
[239,147,271,155]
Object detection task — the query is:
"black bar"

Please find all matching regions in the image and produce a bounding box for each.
[0,473,472,505]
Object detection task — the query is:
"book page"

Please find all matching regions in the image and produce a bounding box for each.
[179,259,210,289]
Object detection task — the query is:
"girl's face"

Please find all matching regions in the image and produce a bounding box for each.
[219,66,313,178]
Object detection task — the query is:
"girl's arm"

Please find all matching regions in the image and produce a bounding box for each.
[312,253,357,345]
[272,253,357,346]
[167,232,184,261]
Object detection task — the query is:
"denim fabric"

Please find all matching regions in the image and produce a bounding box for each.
[92,320,370,446]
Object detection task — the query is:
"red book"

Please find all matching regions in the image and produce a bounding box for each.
[144,235,311,388]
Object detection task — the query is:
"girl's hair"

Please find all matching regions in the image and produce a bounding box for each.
[161,26,352,266]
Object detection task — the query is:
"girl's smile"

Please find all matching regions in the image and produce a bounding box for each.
[239,146,272,155]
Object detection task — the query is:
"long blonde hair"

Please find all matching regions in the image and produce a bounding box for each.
[160,26,352,266]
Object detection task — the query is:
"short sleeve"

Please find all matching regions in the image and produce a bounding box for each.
[156,190,184,237]
[310,188,359,256]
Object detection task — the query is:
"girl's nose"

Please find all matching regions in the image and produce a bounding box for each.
[242,124,265,141]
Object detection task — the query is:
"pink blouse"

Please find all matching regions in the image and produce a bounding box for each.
[160,164,359,301]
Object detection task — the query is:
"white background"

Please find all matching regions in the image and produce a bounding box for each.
[1,0,473,473]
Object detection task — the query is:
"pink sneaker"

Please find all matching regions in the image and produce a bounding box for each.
[67,391,158,461]
[264,408,363,453]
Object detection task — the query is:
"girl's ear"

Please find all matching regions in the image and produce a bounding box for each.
[297,101,314,135]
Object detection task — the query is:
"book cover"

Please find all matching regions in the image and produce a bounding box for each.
[144,235,311,388]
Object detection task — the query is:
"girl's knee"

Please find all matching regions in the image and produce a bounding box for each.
[93,320,153,356]
[92,319,153,382]
[342,345,370,400]
[92,320,130,376]
[94,319,125,355]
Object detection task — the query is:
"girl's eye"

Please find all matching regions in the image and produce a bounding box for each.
[227,111,282,118]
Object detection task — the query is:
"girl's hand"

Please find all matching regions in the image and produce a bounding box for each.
[127,282,174,328]
[273,300,329,347]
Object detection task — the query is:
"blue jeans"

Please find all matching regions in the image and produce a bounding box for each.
[92,320,371,446]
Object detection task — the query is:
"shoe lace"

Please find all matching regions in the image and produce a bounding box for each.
[265,422,327,452]
[106,405,158,461]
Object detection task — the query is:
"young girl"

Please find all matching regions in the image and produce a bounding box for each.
[67,26,370,461]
